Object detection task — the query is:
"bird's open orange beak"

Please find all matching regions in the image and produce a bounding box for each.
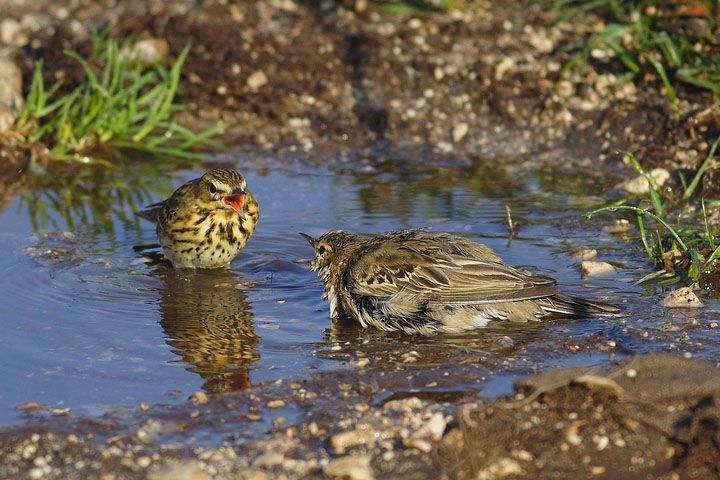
[222,189,245,219]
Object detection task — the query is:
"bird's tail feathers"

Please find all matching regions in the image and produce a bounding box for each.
[541,293,620,318]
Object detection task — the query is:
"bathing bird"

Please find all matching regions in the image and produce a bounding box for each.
[138,168,258,268]
[300,229,618,335]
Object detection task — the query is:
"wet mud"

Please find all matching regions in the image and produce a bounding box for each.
[2,354,719,479]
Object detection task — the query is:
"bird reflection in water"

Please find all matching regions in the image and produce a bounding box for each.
[156,267,259,393]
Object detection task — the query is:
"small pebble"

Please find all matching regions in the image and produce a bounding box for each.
[590,466,606,475]
[581,261,616,278]
[512,449,533,461]
[16,402,49,411]
[324,455,374,480]
[403,438,432,452]
[351,358,370,368]
[252,451,284,468]
[593,434,609,451]
[476,458,523,480]
[414,412,446,441]
[660,287,702,308]
[123,38,169,63]
[452,122,469,142]
[571,249,597,261]
[246,70,268,90]
[602,219,632,233]
[565,423,583,446]
[384,397,423,411]
[148,461,210,480]
[191,392,208,405]
[29,468,44,480]
[615,168,670,195]
[330,425,379,452]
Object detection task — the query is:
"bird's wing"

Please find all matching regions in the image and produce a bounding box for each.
[349,247,559,305]
[135,201,165,223]
[136,180,196,225]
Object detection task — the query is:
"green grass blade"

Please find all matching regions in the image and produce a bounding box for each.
[586,205,688,251]
[688,248,701,279]
[703,199,716,250]
[683,135,720,200]
[621,150,664,216]
[132,44,190,142]
[644,54,677,114]
[676,68,720,93]
[633,269,670,285]
[635,210,653,260]
[703,245,720,274]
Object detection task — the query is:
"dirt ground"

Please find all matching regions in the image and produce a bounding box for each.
[2,0,719,180]
[2,354,720,479]
[1,1,720,479]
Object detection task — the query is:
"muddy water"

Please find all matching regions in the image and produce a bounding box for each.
[0,151,717,427]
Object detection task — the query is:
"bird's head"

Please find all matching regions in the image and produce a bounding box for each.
[200,168,248,219]
[299,230,361,282]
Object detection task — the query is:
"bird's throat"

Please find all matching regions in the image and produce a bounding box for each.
[222,194,245,218]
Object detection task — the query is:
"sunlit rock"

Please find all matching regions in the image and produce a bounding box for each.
[616,168,670,195]
[581,261,616,278]
[660,287,702,308]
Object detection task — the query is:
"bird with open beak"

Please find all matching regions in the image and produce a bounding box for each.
[138,168,258,268]
[300,229,619,335]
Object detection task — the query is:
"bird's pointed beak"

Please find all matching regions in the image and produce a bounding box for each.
[299,232,316,248]
[222,189,246,219]
[298,233,317,265]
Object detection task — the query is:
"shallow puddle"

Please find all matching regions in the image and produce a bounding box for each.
[0,150,718,427]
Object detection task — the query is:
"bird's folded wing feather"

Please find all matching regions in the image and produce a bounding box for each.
[349,249,559,304]
[135,201,165,223]
[136,181,195,224]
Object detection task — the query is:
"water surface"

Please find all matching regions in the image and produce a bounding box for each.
[0,150,717,426]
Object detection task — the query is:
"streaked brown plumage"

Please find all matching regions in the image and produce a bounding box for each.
[301,229,619,335]
[138,168,258,269]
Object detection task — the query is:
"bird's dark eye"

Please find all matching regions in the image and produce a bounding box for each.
[317,245,326,255]
[207,182,217,195]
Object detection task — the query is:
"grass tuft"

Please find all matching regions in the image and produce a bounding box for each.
[14,27,223,163]
[366,0,461,13]
[586,151,720,285]
[545,0,720,109]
